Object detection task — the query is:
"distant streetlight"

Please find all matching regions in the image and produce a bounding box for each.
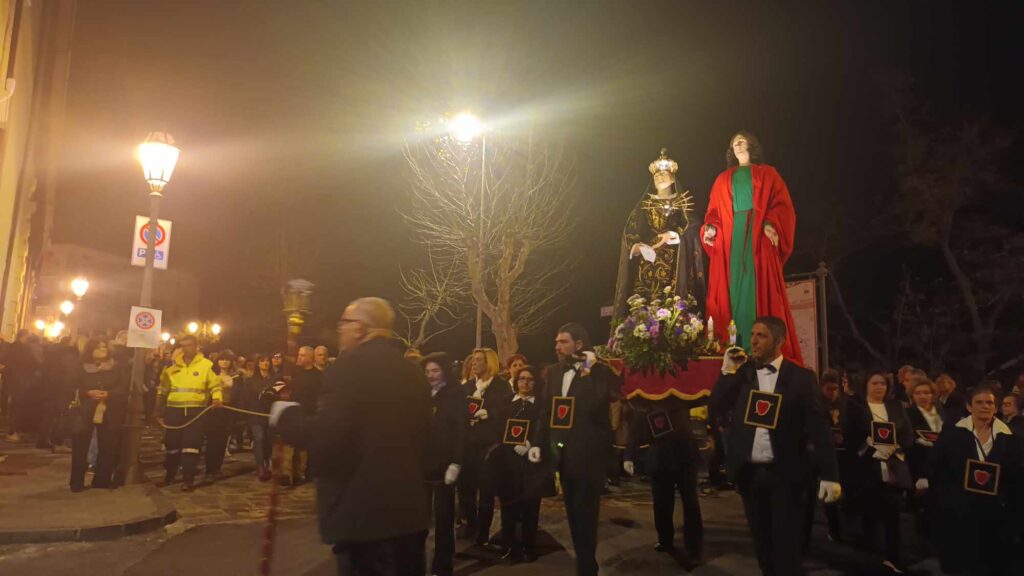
[211,323,222,336]
[34,319,46,331]
[186,320,222,344]
[161,332,171,342]
[70,277,89,299]
[122,131,181,485]
[449,112,485,144]
[187,321,199,334]
[59,300,75,316]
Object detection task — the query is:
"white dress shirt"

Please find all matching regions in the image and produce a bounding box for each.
[750,355,784,464]
[868,401,891,479]
[916,405,943,432]
[512,394,536,404]
[561,364,581,397]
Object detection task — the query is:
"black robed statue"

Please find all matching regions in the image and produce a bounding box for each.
[613,149,706,319]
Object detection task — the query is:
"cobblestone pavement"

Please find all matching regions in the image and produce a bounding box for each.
[139,423,316,528]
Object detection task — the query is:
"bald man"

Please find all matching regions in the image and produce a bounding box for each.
[272,298,431,576]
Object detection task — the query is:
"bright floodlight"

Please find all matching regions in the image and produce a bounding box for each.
[449,112,484,144]
[70,277,89,298]
[161,332,171,342]
[34,319,46,330]
[211,323,222,336]
[138,132,180,193]
[187,321,199,334]
[59,300,75,316]
[47,320,65,338]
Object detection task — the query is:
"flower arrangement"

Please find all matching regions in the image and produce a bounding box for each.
[600,286,720,374]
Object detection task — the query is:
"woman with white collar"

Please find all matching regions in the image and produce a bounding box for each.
[929,384,1021,575]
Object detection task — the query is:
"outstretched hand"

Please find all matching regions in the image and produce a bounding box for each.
[763,223,779,247]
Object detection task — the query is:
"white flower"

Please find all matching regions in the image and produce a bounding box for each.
[633,324,649,339]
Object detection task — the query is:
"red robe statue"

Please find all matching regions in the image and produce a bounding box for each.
[700,164,804,365]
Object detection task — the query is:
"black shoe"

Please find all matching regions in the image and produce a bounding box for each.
[654,542,675,552]
[70,485,86,493]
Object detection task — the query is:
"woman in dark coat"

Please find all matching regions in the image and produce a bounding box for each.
[841,371,914,574]
[487,366,554,564]
[929,385,1021,576]
[904,377,945,530]
[70,338,129,492]
[240,354,276,481]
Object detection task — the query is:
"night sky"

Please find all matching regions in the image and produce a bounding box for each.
[53,1,1022,365]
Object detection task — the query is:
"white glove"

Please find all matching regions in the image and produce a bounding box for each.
[527,446,541,463]
[473,408,488,421]
[915,438,934,448]
[871,444,896,460]
[703,225,717,246]
[444,463,461,485]
[623,461,635,477]
[514,439,531,457]
[818,480,842,503]
[268,401,300,426]
[914,478,929,491]
[721,346,747,374]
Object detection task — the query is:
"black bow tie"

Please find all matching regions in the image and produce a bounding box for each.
[564,363,578,374]
[755,363,778,374]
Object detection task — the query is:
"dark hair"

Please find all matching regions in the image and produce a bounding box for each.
[725,131,766,168]
[178,334,197,346]
[514,364,544,397]
[420,352,455,386]
[558,322,591,350]
[753,316,787,344]
[820,368,841,386]
[967,384,999,403]
[1005,393,1021,411]
[80,338,107,364]
[857,371,891,400]
[506,353,527,367]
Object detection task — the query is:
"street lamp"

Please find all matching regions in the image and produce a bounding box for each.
[186,320,223,345]
[446,112,487,348]
[187,321,199,334]
[121,132,180,485]
[70,277,89,299]
[161,332,171,343]
[34,319,46,331]
[59,300,74,316]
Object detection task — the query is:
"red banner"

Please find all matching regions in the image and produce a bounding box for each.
[612,357,723,401]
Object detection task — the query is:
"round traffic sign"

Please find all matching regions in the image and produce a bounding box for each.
[134,311,157,330]
[139,223,167,247]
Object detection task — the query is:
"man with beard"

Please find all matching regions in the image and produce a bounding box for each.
[545,322,613,576]
[709,316,841,576]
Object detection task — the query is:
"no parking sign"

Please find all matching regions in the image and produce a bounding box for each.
[131,216,173,269]
[127,306,162,349]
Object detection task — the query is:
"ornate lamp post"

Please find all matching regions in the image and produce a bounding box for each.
[186,320,223,346]
[120,132,180,485]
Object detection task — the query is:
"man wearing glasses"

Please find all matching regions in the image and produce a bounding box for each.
[271,297,431,576]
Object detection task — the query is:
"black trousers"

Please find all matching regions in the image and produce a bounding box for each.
[70,422,120,489]
[651,464,703,555]
[457,448,496,543]
[860,482,902,562]
[426,483,456,576]
[333,531,427,576]
[500,497,541,552]
[163,406,205,481]
[737,464,806,576]
[561,476,602,576]
[204,408,233,475]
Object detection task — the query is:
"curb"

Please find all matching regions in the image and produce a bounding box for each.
[0,486,178,544]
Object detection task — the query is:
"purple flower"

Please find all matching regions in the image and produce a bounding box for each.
[656,308,671,320]
[649,322,661,338]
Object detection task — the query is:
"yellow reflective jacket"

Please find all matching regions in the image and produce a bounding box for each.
[158,352,222,409]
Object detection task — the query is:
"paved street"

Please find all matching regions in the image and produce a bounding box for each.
[0,424,943,576]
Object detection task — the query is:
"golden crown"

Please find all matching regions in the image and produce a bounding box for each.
[648,148,678,175]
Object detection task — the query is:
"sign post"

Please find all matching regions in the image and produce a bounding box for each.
[127,306,162,349]
[131,216,172,269]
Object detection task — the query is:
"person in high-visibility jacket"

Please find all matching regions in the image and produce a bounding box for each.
[155,334,222,491]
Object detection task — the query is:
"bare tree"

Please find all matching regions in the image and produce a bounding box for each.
[398,251,466,350]
[402,128,577,359]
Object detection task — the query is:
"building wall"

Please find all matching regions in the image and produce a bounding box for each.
[0,0,76,340]
[34,243,200,338]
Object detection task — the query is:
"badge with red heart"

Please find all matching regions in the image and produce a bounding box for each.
[550,396,575,429]
[916,430,940,443]
[871,421,896,446]
[503,418,531,446]
[647,409,674,438]
[964,459,1000,496]
[466,396,484,417]
[744,390,782,429]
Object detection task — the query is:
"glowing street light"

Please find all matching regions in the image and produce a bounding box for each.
[161,332,171,342]
[34,319,46,331]
[211,323,222,336]
[138,132,180,194]
[448,112,485,144]
[187,321,199,334]
[70,277,90,299]
[59,300,75,316]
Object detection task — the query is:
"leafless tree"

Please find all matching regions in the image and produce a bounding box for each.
[398,252,466,350]
[401,128,578,359]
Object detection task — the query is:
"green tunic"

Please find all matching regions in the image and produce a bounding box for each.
[730,166,756,348]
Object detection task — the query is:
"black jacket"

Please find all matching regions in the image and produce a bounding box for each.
[239,371,276,425]
[544,361,613,482]
[624,397,701,474]
[905,403,945,481]
[291,367,324,414]
[939,391,967,423]
[78,361,130,429]
[486,397,555,501]
[841,398,914,491]
[709,359,838,484]
[462,376,513,451]
[426,381,468,481]
[276,337,430,544]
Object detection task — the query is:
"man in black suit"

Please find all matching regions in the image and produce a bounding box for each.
[709,316,841,576]
[545,322,613,576]
[272,297,431,576]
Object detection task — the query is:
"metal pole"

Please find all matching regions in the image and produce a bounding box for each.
[474,137,485,349]
[816,261,829,371]
[119,191,161,484]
